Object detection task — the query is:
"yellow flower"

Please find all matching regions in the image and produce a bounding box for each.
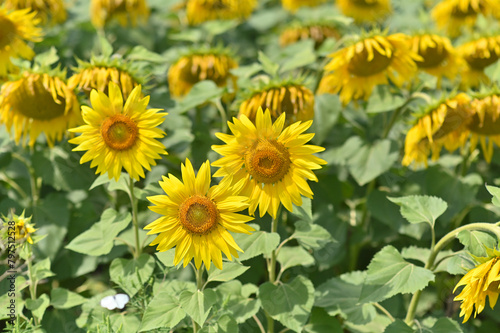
[0,72,81,147]
[279,24,340,48]
[212,108,326,219]
[409,34,461,85]
[238,83,315,126]
[2,210,37,244]
[454,249,500,323]
[281,0,327,12]
[318,33,420,105]
[186,0,257,26]
[458,36,500,90]
[336,0,392,23]
[145,158,254,270]
[0,8,43,76]
[431,0,500,38]
[4,0,67,25]
[168,52,238,98]
[402,93,473,167]
[69,82,167,181]
[90,0,149,28]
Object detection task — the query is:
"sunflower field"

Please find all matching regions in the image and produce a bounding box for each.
[3,0,500,332]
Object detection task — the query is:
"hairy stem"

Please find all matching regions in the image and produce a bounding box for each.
[128,176,141,258]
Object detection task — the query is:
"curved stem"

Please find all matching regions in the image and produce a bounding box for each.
[128,176,141,258]
[214,98,228,133]
[253,315,266,333]
[374,303,395,322]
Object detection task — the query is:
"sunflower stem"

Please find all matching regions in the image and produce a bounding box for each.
[192,265,205,332]
[404,222,500,326]
[214,98,228,133]
[128,176,141,259]
[26,244,39,326]
[265,214,280,333]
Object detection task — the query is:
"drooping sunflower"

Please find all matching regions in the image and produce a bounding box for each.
[409,33,461,85]
[145,158,254,270]
[318,33,421,105]
[2,210,36,244]
[279,23,340,48]
[69,82,167,181]
[336,0,392,23]
[402,93,473,167]
[212,108,326,219]
[454,247,500,323]
[0,72,81,147]
[90,0,150,28]
[4,0,67,25]
[0,8,43,76]
[458,36,500,89]
[168,50,238,98]
[238,81,315,126]
[186,0,257,26]
[281,0,327,12]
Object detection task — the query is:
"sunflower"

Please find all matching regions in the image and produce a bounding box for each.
[454,247,500,323]
[90,0,150,28]
[238,82,315,126]
[4,0,67,25]
[467,93,500,162]
[0,72,81,147]
[458,36,500,89]
[0,8,43,76]
[186,0,257,26]
[145,158,254,270]
[409,34,461,85]
[318,33,420,105]
[279,23,340,48]
[336,0,392,23]
[281,0,327,12]
[2,210,36,244]
[212,108,326,219]
[69,82,167,181]
[168,51,238,98]
[431,0,500,38]
[402,93,473,167]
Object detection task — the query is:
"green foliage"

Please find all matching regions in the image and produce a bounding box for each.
[109,254,155,297]
[388,195,448,228]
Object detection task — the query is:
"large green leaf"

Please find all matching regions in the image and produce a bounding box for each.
[179,289,217,327]
[277,246,315,272]
[170,81,225,114]
[65,208,131,256]
[232,227,280,261]
[388,195,447,228]
[457,230,497,257]
[259,276,315,332]
[207,262,250,284]
[290,197,313,223]
[486,184,500,207]
[293,221,334,250]
[109,254,155,297]
[50,288,86,309]
[312,94,342,145]
[139,292,186,332]
[365,86,405,114]
[279,40,317,73]
[25,294,50,321]
[383,320,414,333]
[31,257,55,281]
[304,308,343,333]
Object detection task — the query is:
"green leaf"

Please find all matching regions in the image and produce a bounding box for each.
[50,288,86,309]
[388,195,447,228]
[26,294,50,321]
[110,313,141,333]
[109,254,155,297]
[258,51,279,77]
[365,86,406,114]
[259,276,315,332]
[34,47,59,67]
[32,258,55,281]
[430,318,463,333]
[293,221,334,250]
[279,40,317,73]
[304,308,343,333]
[65,208,131,256]
[155,248,176,267]
[384,319,414,333]
[457,229,497,257]
[401,246,455,273]
[486,185,500,208]
[128,45,165,63]
[232,228,280,261]
[171,81,225,114]
[98,35,113,58]
[277,246,315,272]
[207,262,250,283]
[139,292,186,331]
[201,20,238,36]
[291,197,313,223]
[312,94,342,145]
[179,289,217,326]
[359,246,435,303]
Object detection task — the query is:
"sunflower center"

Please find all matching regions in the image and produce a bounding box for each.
[415,43,448,68]
[245,139,291,184]
[179,195,219,234]
[465,53,499,70]
[347,44,393,77]
[451,3,481,18]
[468,105,500,135]
[432,103,472,140]
[101,114,139,151]
[351,0,378,7]
[0,16,17,49]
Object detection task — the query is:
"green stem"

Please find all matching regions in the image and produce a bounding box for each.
[193,265,205,333]
[214,98,228,133]
[374,302,395,322]
[404,222,500,325]
[128,176,141,258]
[12,152,41,215]
[265,215,280,333]
[26,245,39,325]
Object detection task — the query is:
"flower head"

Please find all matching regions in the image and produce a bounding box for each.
[0,72,81,147]
[281,0,327,12]
[279,23,340,48]
[458,36,500,89]
[69,82,167,181]
[4,0,67,25]
[90,0,149,28]
[0,8,43,76]
[336,0,392,23]
[212,108,326,219]
[186,0,257,25]
[145,159,254,270]
[2,210,36,244]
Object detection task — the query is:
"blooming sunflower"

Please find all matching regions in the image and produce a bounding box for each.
[409,34,461,85]
[0,72,81,147]
[454,247,500,323]
[402,93,473,167]
[168,50,238,98]
[281,0,327,12]
[238,82,315,126]
[279,23,340,48]
[186,0,257,26]
[2,210,36,244]
[0,8,43,76]
[90,0,150,28]
[145,158,254,270]
[4,0,67,25]
[336,0,392,23]
[69,82,167,181]
[458,36,500,89]
[212,108,326,219]
[318,33,420,105]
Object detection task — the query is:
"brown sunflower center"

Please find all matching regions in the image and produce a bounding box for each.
[451,3,482,18]
[468,102,500,135]
[11,77,67,120]
[465,52,499,70]
[432,103,472,140]
[0,16,17,49]
[179,56,228,86]
[245,139,291,184]
[179,195,219,234]
[347,43,393,77]
[351,0,378,7]
[101,114,139,151]
[415,42,449,68]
